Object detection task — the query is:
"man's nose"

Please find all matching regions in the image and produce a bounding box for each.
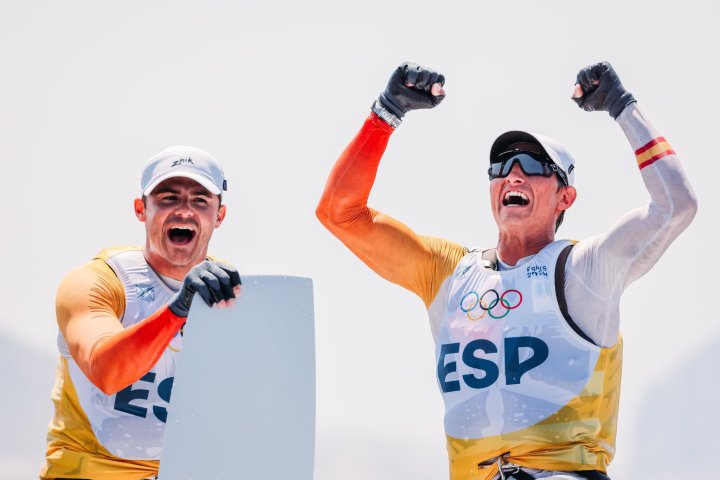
[173,198,195,216]
[505,162,526,182]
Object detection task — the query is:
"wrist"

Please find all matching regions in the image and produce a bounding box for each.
[371,99,402,129]
[160,304,188,327]
[168,292,191,318]
[609,91,637,119]
[616,103,662,151]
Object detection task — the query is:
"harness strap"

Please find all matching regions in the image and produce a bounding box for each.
[481,248,499,271]
[576,471,611,480]
[506,469,535,480]
[494,457,536,480]
[554,243,597,345]
[499,467,609,480]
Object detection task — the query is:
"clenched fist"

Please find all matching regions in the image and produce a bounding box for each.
[378,62,446,118]
[573,61,636,119]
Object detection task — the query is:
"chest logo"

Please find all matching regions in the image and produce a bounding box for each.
[526,264,548,278]
[136,282,156,304]
[457,264,472,278]
[460,288,522,320]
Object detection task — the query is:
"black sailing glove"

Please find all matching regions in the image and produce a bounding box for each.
[378,62,446,118]
[573,61,636,119]
[168,261,242,317]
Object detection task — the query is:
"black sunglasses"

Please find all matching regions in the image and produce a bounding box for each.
[488,152,568,186]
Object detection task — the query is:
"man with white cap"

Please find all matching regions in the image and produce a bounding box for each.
[316,61,697,479]
[41,146,241,480]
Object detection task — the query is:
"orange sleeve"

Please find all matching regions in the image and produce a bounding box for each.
[317,113,467,307]
[57,259,185,395]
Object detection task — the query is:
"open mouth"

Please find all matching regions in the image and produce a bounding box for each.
[167,226,196,245]
[503,191,529,207]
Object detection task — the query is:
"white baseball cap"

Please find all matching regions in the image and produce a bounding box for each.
[140,145,227,196]
[490,131,576,186]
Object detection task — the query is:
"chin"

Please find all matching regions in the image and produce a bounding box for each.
[163,246,202,268]
[499,211,532,224]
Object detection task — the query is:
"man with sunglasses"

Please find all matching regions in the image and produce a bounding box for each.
[316,61,697,480]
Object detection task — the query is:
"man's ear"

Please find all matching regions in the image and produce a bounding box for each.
[134,198,146,222]
[215,204,227,228]
[559,186,577,211]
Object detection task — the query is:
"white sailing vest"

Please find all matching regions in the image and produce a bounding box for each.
[57,249,182,460]
[435,240,602,440]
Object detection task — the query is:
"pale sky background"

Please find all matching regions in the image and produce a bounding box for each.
[1,1,718,478]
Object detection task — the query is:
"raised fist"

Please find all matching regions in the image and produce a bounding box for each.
[378,62,445,118]
[573,61,636,119]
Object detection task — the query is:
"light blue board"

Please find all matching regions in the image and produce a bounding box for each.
[159,275,315,479]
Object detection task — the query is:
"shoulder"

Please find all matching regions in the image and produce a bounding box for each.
[59,258,120,291]
[565,235,620,272]
[57,258,125,320]
[421,236,469,263]
[420,235,471,280]
[413,236,470,306]
[94,245,143,262]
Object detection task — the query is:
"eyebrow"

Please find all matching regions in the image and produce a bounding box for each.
[152,186,180,195]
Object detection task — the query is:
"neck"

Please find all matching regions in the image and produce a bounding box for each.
[142,248,199,281]
[496,228,555,266]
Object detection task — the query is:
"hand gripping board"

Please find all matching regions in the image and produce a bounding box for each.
[160,275,315,479]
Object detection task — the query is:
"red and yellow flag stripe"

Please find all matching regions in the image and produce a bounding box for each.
[635,137,674,169]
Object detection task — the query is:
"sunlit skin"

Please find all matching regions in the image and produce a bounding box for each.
[415,81,577,265]
[133,177,239,306]
[422,79,577,265]
[490,163,577,266]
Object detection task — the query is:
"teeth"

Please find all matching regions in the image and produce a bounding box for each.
[503,191,529,207]
[505,191,528,201]
[172,226,195,232]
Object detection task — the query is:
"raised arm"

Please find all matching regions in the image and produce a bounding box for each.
[316,63,466,304]
[58,259,241,394]
[566,62,698,345]
[604,102,697,281]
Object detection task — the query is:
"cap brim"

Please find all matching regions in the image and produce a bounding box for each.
[142,171,222,196]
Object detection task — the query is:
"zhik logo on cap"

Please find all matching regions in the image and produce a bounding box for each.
[171,157,195,167]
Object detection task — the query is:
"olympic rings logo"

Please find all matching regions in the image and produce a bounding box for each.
[459,289,523,320]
